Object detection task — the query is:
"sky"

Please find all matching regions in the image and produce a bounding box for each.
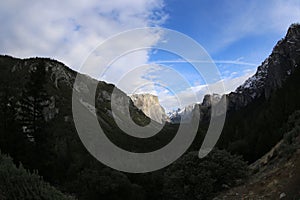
[1,0,300,111]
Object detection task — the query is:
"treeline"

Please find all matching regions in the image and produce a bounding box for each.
[218,65,300,163]
[0,57,248,199]
[0,152,74,200]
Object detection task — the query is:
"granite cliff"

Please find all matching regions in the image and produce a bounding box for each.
[130,93,168,124]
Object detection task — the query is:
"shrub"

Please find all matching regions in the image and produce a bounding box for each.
[163,149,248,200]
[74,167,145,200]
[278,110,300,158]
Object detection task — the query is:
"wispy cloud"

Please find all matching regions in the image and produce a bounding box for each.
[157,69,255,112]
[210,0,300,53]
[124,59,257,111]
[1,0,290,112]
[151,59,258,67]
[0,0,167,70]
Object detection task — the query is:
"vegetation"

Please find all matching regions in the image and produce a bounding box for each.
[0,151,74,200]
[0,50,299,199]
[219,65,300,162]
[163,149,248,200]
[278,110,300,159]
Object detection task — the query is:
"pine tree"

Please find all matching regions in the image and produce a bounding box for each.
[18,60,49,141]
[0,77,29,165]
[17,60,55,177]
[0,152,75,200]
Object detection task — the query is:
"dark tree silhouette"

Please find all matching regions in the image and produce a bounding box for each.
[18,61,49,139]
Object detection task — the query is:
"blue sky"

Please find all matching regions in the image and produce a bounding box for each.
[145,0,300,110]
[1,0,300,111]
[155,0,299,78]
[164,0,292,68]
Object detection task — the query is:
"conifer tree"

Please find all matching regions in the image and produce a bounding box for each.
[0,78,28,164]
[19,60,49,142]
[18,60,55,177]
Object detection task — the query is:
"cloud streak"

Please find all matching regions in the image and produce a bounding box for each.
[151,59,258,66]
[210,0,300,53]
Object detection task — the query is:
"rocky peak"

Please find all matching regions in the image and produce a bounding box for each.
[168,104,198,124]
[168,94,223,124]
[229,23,300,110]
[286,23,300,39]
[201,93,222,107]
[130,93,168,124]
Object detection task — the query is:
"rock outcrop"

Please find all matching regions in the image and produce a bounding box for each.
[227,23,300,110]
[0,55,150,132]
[130,94,168,124]
[169,94,222,124]
[168,104,197,124]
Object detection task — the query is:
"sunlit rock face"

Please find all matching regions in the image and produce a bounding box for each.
[130,94,168,124]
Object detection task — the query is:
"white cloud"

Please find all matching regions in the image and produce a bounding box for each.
[0,0,167,70]
[210,0,300,53]
[0,1,269,112]
[157,68,256,112]
[0,1,170,107]
[154,59,258,67]
[107,55,257,112]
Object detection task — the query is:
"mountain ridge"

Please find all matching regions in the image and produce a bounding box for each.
[227,23,300,110]
[0,23,300,200]
[216,23,300,162]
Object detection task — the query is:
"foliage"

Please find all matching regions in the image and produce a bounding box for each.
[278,110,300,158]
[0,151,74,200]
[163,149,248,200]
[2,53,300,199]
[71,167,145,200]
[220,65,300,162]
[18,60,49,138]
[16,60,58,182]
[0,85,29,164]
